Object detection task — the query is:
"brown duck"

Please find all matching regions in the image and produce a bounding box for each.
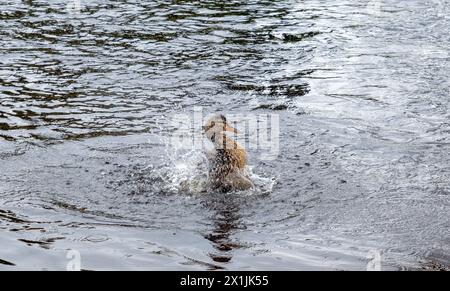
[203,114,254,192]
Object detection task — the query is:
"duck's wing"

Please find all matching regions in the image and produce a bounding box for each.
[225,171,254,191]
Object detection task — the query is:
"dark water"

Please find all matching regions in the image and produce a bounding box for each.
[1,0,449,270]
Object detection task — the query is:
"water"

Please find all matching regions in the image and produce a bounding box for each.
[1,0,449,270]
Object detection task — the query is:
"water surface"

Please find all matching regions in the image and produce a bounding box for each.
[1,0,449,270]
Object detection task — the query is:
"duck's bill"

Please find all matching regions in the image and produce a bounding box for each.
[225,124,240,134]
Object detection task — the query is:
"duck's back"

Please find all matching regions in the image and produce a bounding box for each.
[208,146,253,192]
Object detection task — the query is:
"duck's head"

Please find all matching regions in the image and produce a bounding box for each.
[203,114,239,145]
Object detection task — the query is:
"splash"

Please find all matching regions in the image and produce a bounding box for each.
[146,135,275,196]
[167,149,210,195]
[248,167,276,196]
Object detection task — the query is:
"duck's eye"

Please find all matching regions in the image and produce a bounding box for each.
[210,121,215,127]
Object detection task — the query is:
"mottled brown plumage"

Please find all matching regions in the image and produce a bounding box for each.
[203,114,254,192]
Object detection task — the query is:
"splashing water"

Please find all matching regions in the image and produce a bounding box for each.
[167,149,210,195]
[145,134,275,196]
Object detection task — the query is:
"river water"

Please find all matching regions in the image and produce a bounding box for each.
[0,0,449,270]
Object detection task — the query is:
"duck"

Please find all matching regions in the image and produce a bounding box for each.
[203,114,254,192]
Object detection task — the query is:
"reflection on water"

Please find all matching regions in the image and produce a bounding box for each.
[1,0,449,270]
[203,194,244,264]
